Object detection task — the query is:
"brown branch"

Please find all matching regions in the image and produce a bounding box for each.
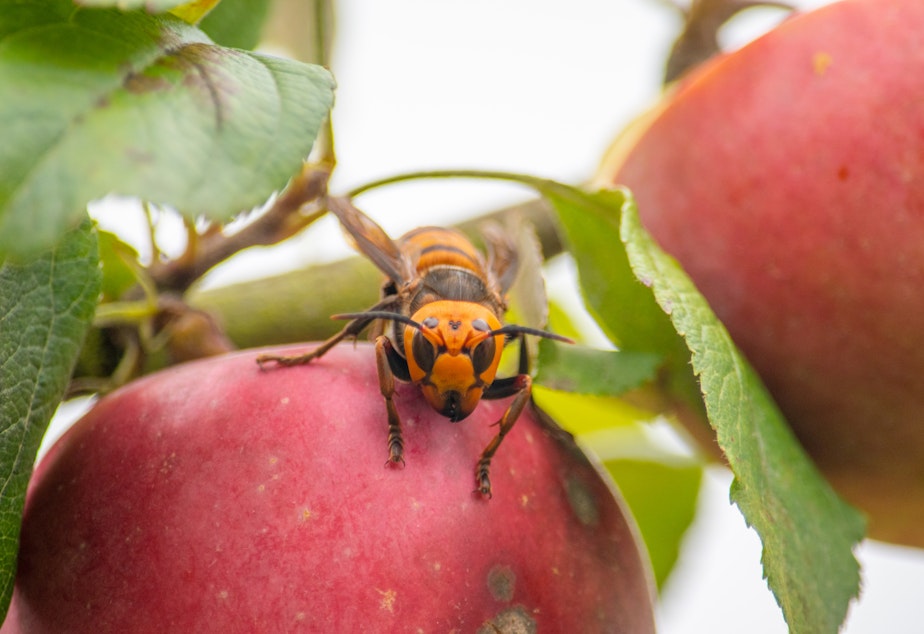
[149,163,332,293]
[664,0,795,83]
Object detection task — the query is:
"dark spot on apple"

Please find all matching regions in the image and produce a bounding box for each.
[565,474,600,526]
[477,605,537,634]
[486,564,516,602]
[837,165,850,181]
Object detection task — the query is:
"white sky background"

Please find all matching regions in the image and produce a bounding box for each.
[86,0,924,631]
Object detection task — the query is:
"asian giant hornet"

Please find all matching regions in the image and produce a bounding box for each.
[257,197,571,498]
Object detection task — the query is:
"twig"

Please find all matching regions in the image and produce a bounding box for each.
[148,163,331,293]
[664,0,795,83]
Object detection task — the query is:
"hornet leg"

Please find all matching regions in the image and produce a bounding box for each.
[256,317,371,368]
[476,374,532,498]
[375,335,409,467]
[256,298,398,368]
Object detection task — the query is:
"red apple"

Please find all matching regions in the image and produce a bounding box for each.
[1,344,655,632]
[597,0,924,544]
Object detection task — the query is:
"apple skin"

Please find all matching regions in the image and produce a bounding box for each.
[597,0,924,544]
[1,344,655,633]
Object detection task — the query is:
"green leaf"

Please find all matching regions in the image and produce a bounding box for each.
[541,187,680,356]
[532,388,651,436]
[616,191,865,633]
[535,339,661,396]
[539,184,704,413]
[97,229,141,301]
[0,221,101,618]
[199,0,271,49]
[0,0,335,258]
[605,458,701,590]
